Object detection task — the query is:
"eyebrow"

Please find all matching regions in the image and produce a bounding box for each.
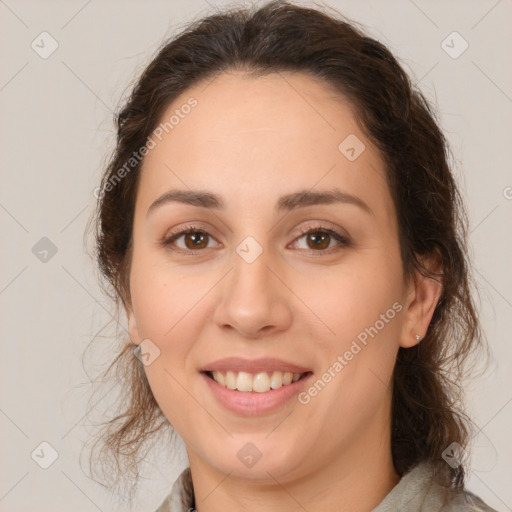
[147,188,373,216]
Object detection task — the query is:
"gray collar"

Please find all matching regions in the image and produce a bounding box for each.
[154,462,497,512]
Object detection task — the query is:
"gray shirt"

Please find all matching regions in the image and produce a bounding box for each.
[154,462,499,512]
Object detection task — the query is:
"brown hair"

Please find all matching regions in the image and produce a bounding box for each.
[84,0,488,502]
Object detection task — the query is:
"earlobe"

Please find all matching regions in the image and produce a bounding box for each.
[399,254,443,349]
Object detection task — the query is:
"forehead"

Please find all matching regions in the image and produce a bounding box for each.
[136,71,394,222]
[148,71,364,163]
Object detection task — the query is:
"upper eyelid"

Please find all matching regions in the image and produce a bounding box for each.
[164,222,345,239]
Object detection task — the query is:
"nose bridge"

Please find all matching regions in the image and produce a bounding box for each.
[233,237,273,295]
[231,237,278,310]
[213,234,292,336]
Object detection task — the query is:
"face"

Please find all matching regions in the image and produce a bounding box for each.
[126,71,436,484]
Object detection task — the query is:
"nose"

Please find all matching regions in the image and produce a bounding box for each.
[213,245,293,338]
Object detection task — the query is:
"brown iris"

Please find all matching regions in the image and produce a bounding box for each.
[306,232,330,250]
[183,231,209,250]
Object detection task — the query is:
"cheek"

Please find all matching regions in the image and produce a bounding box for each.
[296,256,403,345]
[294,255,402,411]
[128,242,223,367]
[129,255,207,430]
[129,245,199,337]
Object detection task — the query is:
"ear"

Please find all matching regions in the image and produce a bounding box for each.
[124,301,141,346]
[399,251,443,348]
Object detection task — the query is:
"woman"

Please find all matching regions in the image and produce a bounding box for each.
[86,1,498,510]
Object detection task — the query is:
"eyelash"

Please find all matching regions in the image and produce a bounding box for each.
[160,222,350,256]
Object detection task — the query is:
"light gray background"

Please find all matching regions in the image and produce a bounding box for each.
[1,0,511,510]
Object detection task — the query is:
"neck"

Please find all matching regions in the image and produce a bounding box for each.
[187,416,400,512]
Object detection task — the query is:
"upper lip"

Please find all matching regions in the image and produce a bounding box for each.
[200,357,313,375]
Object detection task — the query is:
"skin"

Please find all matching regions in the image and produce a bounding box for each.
[126,71,441,512]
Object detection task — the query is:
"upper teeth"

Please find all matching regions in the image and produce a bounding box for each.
[211,370,304,392]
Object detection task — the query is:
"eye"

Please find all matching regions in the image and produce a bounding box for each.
[161,224,220,254]
[160,222,350,255]
[290,223,350,253]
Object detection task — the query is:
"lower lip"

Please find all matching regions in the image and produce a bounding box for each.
[200,372,313,416]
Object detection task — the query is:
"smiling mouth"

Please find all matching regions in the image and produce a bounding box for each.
[202,370,313,393]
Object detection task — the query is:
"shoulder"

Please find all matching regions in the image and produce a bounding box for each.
[442,488,499,511]
[373,462,499,512]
